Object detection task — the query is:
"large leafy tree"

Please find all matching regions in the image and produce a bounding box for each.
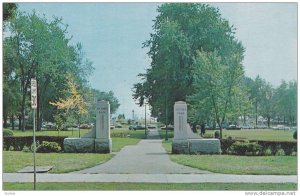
[133,3,244,125]
[3,11,93,131]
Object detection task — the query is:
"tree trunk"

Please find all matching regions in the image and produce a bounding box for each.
[267,116,271,128]
[3,114,8,128]
[18,115,22,130]
[11,115,15,130]
[255,101,258,127]
[219,127,223,139]
[21,94,26,131]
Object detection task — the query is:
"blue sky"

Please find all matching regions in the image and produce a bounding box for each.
[18,2,297,119]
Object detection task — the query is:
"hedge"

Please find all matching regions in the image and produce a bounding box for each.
[3,136,67,151]
[220,139,297,155]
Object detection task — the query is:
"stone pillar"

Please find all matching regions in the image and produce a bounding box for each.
[174,101,188,140]
[173,101,189,153]
[95,100,112,153]
[172,101,221,154]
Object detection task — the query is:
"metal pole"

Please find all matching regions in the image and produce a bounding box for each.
[145,103,147,135]
[33,109,36,190]
[165,101,168,141]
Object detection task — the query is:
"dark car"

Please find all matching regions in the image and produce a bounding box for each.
[226,125,241,130]
[129,125,146,131]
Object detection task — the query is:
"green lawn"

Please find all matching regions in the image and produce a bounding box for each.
[3,182,297,190]
[3,129,146,173]
[205,129,295,141]
[158,129,295,141]
[3,151,113,173]
[161,140,297,175]
[170,154,297,175]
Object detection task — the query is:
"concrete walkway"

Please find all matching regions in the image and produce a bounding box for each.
[72,129,210,174]
[3,173,297,183]
[3,129,297,183]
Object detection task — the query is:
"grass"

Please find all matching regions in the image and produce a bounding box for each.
[3,129,146,173]
[3,182,297,190]
[162,139,297,175]
[205,129,295,141]
[3,151,113,173]
[158,130,174,139]
[170,154,297,175]
[158,128,295,141]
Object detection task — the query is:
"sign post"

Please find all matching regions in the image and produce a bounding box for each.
[31,78,37,190]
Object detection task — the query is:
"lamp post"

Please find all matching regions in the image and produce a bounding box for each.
[144,102,147,135]
[132,110,134,124]
[165,97,168,141]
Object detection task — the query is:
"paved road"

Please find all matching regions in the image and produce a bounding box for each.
[73,129,210,174]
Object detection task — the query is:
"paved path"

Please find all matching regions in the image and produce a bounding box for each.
[72,129,210,174]
[3,173,297,183]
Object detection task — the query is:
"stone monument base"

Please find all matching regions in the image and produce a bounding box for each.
[95,138,112,153]
[64,138,95,153]
[172,139,221,154]
[64,138,111,153]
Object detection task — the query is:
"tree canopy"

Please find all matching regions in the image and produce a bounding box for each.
[133,3,245,130]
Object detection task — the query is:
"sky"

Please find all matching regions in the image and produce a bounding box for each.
[18,2,298,119]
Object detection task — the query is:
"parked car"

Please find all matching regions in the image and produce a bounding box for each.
[129,125,146,131]
[147,124,156,129]
[115,124,122,128]
[160,125,174,130]
[42,122,55,129]
[80,124,92,129]
[241,125,254,129]
[272,125,290,130]
[226,125,241,130]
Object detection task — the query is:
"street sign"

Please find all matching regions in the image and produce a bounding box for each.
[31,78,37,109]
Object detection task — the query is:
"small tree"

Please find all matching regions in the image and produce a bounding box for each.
[189,50,245,139]
[50,73,89,137]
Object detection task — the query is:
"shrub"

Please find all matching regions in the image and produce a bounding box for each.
[36,141,61,153]
[214,131,220,139]
[263,147,273,156]
[293,131,297,140]
[228,141,263,156]
[220,139,297,156]
[275,148,286,156]
[3,136,67,151]
[22,146,31,153]
[3,129,14,136]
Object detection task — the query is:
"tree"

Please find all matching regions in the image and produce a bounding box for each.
[84,89,120,123]
[189,50,245,138]
[3,3,17,21]
[259,82,275,128]
[133,3,244,124]
[274,80,297,126]
[4,10,93,131]
[50,73,89,137]
[3,37,21,129]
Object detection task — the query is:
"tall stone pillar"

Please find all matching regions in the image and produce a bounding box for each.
[95,100,112,153]
[172,101,221,154]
